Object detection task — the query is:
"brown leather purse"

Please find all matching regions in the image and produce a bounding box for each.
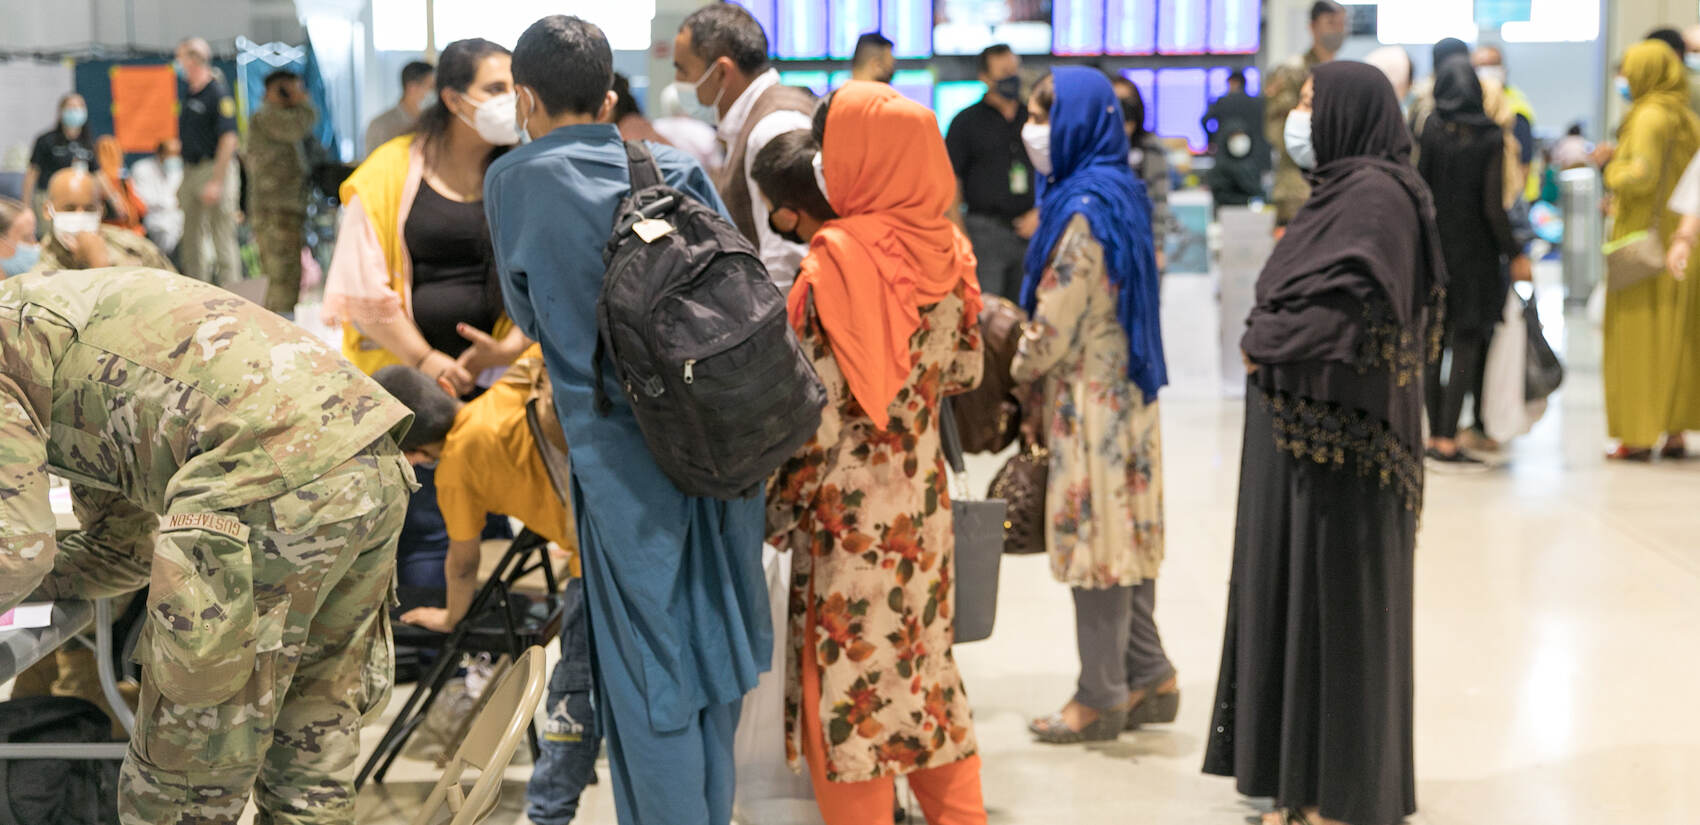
[988,383,1048,556]
[989,441,1048,555]
[950,296,1030,455]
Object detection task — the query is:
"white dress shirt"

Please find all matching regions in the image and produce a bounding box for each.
[718,69,814,289]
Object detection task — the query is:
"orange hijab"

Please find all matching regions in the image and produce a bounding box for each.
[790,81,982,430]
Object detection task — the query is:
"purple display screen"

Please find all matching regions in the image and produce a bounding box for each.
[882,0,933,58]
[1053,0,1106,55]
[1156,67,1209,151]
[1120,68,1158,134]
[1157,0,1208,54]
[775,0,828,59]
[1207,0,1261,53]
[828,0,881,59]
[1106,0,1159,55]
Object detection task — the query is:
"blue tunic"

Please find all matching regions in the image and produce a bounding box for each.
[484,124,771,734]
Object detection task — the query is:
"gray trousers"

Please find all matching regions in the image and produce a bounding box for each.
[178,158,242,285]
[1072,581,1174,711]
[963,212,1030,301]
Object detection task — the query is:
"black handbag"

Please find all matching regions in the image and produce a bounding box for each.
[940,400,1005,644]
[1523,298,1564,401]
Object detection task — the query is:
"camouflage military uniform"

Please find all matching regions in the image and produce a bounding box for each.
[245,102,318,315]
[30,224,177,273]
[1265,48,1327,226]
[0,267,415,825]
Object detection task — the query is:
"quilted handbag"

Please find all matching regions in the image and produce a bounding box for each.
[988,442,1048,556]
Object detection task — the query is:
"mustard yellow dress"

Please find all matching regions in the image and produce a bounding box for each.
[1603,43,1700,448]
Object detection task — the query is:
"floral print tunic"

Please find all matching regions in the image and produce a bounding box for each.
[1010,215,1165,589]
[767,285,983,783]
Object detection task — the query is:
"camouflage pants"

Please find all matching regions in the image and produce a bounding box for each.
[251,209,306,315]
[40,445,412,825]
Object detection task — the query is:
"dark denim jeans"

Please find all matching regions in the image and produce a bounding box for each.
[526,577,601,825]
[395,464,515,590]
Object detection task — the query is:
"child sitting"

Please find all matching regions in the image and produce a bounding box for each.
[375,347,598,825]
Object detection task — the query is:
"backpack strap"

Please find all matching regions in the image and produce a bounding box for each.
[624,140,665,192]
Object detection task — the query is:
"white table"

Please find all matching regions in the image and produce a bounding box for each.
[0,481,134,759]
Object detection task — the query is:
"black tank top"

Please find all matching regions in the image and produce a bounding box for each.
[405,181,500,358]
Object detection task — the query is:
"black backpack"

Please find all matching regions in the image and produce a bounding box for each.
[0,696,119,825]
[595,142,826,499]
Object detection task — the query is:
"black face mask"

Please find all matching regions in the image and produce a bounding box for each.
[994,75,1022,101]
[768,209,806,246]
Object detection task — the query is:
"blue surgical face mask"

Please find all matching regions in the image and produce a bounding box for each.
[173,60,189,80]
[675,62,724,126]
[61,107,87,130]
[1616,76,1633,103]
[1688,53,1700,72]
[2,241,40,277]
[163,156,184,176]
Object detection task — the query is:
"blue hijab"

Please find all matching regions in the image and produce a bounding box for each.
[1019,66,1167,403]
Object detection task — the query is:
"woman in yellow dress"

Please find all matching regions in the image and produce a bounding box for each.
[1602,41,1700,460]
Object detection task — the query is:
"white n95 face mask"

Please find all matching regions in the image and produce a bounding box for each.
[1021,122,1053,177]
[52,211,101,246]
[1284,110,1317,171]
[458,91,521,146]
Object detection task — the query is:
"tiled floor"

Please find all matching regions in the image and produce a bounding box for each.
[325,278,1698,824]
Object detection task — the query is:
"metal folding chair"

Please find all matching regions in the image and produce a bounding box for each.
[408,645,548,825]
[357,528,566,788]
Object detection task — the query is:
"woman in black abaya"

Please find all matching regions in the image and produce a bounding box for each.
[1418,56,1520,465]
[1202,61,1446,825]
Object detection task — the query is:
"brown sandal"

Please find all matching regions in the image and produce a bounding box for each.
[1030,708,1128,744]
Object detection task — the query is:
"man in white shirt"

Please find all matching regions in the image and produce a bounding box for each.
[674,4,814,290]
[128,139,185,256]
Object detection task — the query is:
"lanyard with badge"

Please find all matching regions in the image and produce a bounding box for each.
[1007,122,1027,194]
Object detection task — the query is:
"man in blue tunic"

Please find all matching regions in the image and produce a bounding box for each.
[485,15,773,825]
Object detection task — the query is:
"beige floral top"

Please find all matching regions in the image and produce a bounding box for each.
[768,285,983,783]
[1011,215,1165,589]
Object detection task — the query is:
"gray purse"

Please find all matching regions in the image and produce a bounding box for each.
[940,399,1005,645]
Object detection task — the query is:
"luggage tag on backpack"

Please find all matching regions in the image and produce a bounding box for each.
[633,218,674,244]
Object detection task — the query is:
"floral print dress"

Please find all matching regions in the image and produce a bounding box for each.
[1010,215,1165,589]
[767,285,984,783]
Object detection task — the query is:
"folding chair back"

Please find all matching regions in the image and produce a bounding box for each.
[409,645,548,825]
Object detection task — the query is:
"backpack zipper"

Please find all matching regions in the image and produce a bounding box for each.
[683,359,696,384]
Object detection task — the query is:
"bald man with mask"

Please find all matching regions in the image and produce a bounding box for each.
[32,168,174,273]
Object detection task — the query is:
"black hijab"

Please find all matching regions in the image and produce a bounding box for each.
[1431,55,1496,128]
[1431,38,1470,71]
[1244,61,1446,369]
